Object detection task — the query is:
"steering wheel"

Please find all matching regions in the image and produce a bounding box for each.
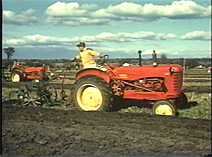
[97,55,109,65]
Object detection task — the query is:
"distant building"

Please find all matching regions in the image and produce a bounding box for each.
[195,65,204,69]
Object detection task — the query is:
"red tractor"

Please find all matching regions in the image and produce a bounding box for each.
[10,63,47,83]
[72,51,188,116]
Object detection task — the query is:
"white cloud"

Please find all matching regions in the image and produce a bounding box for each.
[3,33,210,58]
[3,9,38,25]
[4,34,77,47]
[45,2,106,25]
[81,3,99,10]
[181,31,211,41]
[3,31,177,49]
[90,9,117,19]
[79,31,177,42]
[45,2,98,17]
[46,16,108,26]
[3,30,210,52]
[204,5,212,17]
[91,1,211,21]
[45,2,89,17]
[44,1,211,26]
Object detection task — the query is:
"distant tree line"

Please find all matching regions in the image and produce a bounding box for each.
[2,59,55,69]
[108,58,211,68]
[2,46,211,69]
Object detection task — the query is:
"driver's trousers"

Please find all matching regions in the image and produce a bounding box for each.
[83,63,107,71]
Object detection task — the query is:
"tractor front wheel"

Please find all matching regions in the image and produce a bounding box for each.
[175,93,188,109]
[153,100,176,116]
[72,75,113,111]
[11,71,24,83]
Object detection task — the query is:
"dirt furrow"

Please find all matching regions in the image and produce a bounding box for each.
[2,104,211,156]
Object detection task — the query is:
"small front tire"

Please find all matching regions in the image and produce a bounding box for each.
[153,100,176,116]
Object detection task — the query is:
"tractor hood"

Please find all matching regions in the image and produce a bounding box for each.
[112,64,183,80]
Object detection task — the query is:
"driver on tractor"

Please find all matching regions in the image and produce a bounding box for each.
[11,59,24,70]
[71,42,103,69]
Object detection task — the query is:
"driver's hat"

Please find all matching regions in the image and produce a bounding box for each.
[76,42,86,47]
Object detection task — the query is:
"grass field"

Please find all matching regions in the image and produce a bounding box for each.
[2,68,211,120]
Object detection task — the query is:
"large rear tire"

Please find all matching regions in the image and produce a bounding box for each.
[153,100,176,116]
[72,75,113,111]
[11,71,24,83]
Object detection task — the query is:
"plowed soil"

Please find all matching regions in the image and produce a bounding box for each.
[2,101,211,156]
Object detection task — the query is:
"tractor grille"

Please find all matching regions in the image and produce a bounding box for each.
[173,72,183,93]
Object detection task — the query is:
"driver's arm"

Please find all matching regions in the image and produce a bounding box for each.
[87,50,102,57]
[71,55,80,62]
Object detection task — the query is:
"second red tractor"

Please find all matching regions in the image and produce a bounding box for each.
[10,66,47,83]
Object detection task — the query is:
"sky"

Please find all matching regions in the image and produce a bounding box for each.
[2,0,211,59]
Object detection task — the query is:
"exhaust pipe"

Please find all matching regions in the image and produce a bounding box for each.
[138,50,142,66]
[152,50,157,63]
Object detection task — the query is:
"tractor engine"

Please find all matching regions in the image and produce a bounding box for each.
[108,63,184,97]
[111,77,166,96]
[126,77,166,92]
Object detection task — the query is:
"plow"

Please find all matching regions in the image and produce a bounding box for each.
[8,67,71,107]
[8,51,188,116]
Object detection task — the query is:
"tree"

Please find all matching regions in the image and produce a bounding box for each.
[160,53,167,60]
[3,47,15,60]
[186,59,199,68]
[159,53,168,64]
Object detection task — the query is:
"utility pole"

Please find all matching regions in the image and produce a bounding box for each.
[183,58,186,85]
[152,50,157,65]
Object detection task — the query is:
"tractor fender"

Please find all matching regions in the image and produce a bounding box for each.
[76,68,111,83]
[12,69,27,78]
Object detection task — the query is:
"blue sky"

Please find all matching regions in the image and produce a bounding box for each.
[2,0,211,59]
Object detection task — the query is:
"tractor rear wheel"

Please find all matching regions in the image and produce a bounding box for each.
[72,75,113,111]
[153,100,176,116]
[11,71,24,83]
